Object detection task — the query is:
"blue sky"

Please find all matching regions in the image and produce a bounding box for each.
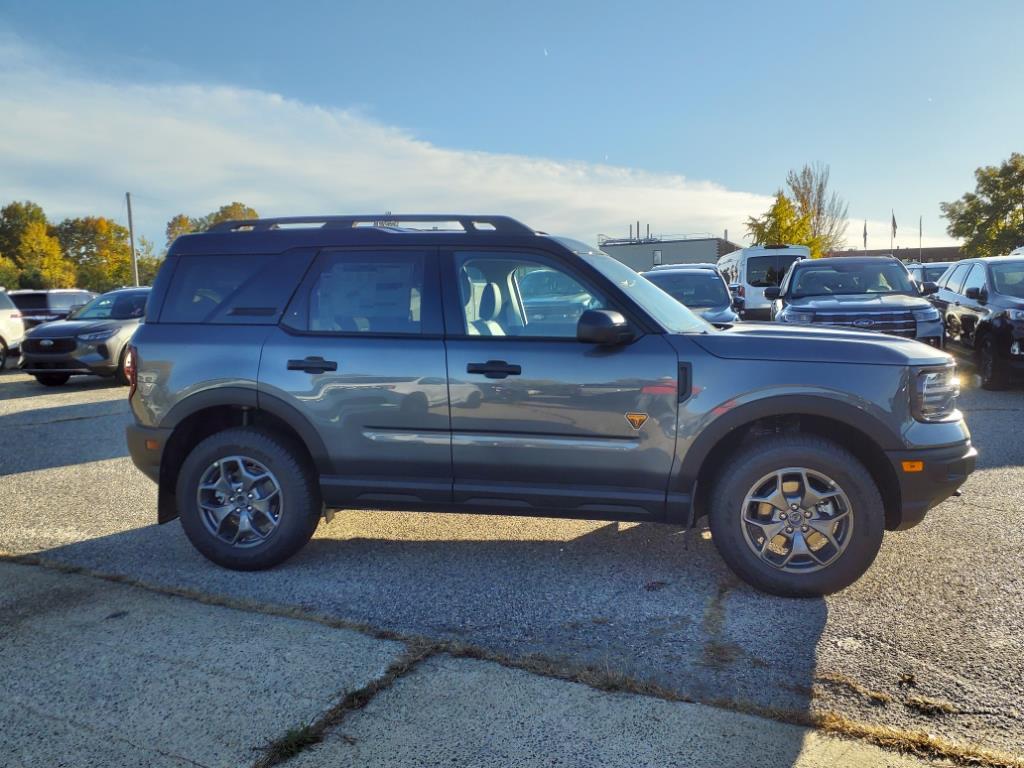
[1,0,1021,249]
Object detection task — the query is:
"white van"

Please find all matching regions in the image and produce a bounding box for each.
[716,245,810,319]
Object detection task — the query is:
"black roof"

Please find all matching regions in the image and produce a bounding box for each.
[171,215,548,256]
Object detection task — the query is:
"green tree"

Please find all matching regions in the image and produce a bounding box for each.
[16,221,77,288]
[55,216,133,292]
[0,255,19,289]
[745,191,820,254]
[941,153,1024,257]
[0,201,48,266]
[786,162,848,254]
[190,202,259,233]
[135,237,164,285]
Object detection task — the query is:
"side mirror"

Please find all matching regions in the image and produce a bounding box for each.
[68,303,85,318]
[731,296,745,310]
[577,309,635,346]
[920,281,939,296]
[763,286,781,301]
[964,286,980,300]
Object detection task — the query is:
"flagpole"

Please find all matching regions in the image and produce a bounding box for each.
[919,215,922,262]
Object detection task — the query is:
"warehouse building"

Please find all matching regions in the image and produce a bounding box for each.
[599,232,743,272]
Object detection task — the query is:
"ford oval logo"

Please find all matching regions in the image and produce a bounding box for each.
[40,338,54,347]
[853,319,874,328]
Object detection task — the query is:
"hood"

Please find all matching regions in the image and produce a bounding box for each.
[786,293,931,312]
[688,322,951,366]
[26,318,136,338]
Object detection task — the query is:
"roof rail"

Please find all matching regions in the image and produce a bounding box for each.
[206,214,535,235]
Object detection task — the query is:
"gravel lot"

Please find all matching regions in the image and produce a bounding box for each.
[1,365,1022,759]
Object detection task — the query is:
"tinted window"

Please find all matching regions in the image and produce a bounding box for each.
[75,291,148,320]
[644,271,730,307]
[746,254,799,287]
[924,265,950,282]
[990,262,1024,298]
[944,264,971,294]
[961,265,987,296]
[287,251,428,335]
[161,254,311,324]
[10,293,47,310]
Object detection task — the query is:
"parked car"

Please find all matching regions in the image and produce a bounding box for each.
[767,256,944,347]
[641,266,741,324]
[8,288,97,328]
[20,287,149,386]
[125,214,974,597]
[717,245,809,319]
[929,255,1024,389]
[0,289,27,369]
[905,261,954,286]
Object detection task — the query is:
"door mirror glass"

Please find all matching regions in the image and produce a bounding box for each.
[763,286,781,301]
[964,286,980,300]
[920,281,939,296]
[577,309,634,345]
[731,295,745,310]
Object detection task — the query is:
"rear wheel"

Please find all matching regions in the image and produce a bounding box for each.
[0,339,7,370]
[35,373,70,386]
[176,427,322,570]
[977,335,1007,390]
[115,346,131,386]
[708,434,884,597]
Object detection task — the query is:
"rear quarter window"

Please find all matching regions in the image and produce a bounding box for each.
[0,292,14,310]
[159,252,314,324]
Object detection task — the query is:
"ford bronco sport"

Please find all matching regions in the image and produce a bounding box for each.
[126,215,976,596]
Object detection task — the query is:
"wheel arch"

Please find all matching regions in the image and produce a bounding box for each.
[677,396,903,531]
[156,388,330,523]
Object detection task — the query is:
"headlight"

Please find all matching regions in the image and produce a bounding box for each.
[912,307,941,322]
[1007,309,1024,321]
[779,308,814,324]
[78,328,118,342]
[911,364,959,422]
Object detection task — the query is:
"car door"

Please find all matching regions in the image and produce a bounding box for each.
[258,247,451,506]
[937,263,971,346]
[441,247,680,520]
[958,264,990,348]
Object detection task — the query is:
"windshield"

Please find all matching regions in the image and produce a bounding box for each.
[584,251,711,333]
[74,291,148,320]
[789,262,915,298]
[644,271,730,308]
[991,262,1024,298]
[747,254,799,287]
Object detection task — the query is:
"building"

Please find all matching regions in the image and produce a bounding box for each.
[830,245,964,264]
[598,233,743,272]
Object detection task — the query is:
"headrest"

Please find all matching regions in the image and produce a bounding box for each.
[479,283,501,321]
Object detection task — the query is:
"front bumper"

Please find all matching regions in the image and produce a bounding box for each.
[126,423,170,483]
[885,440,977,530]
[20,339,120,376]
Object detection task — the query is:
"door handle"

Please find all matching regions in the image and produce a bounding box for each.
[287,356,338,373]
[467,360,521,379]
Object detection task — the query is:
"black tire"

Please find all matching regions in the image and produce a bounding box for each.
[977,335,1007,391]
[176,427,322,570]
[115,346,131,386]
[35,373,70,386]
[708,434,885,597]
[0,339,7,370]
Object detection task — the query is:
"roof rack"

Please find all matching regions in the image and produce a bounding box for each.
[206,214,535,235]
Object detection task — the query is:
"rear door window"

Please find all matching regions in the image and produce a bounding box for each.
[943,264,971,294]
[160,253,314,324]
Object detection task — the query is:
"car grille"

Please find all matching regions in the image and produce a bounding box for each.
[23,337,77,354]
[812,312,917,338]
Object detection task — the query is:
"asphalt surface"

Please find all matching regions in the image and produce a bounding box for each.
[1,365,1022,759]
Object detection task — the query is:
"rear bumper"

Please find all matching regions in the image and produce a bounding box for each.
[126,423,170,483]
[885,440,977,530]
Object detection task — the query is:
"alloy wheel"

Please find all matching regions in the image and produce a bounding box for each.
[196,455,284,548]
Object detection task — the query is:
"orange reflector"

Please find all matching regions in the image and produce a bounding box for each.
[145,439,160,451]
[901,461,924,473]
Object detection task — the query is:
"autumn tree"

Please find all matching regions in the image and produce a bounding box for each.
[941,153,1024,257]
[165,213,194,248]
[55,217,133,292]
[786,162,848,254]
[0,256,19,289]
[745,191,820,254]
[0,201,48,266]
[135,237,164,285]
[165,203,259,248]
[16,221,76,288]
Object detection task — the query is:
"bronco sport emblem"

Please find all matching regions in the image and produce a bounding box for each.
[625,412,648,430]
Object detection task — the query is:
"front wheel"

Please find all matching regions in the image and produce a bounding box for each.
[176,427,322,570]
[978,335,1007,390]
[0,339,7,370]
[708,434,884,597]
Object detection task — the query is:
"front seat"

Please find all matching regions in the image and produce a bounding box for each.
[468,283,506,336]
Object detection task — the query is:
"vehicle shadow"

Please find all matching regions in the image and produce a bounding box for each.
[37,516,826,764]
[0,368,124,402]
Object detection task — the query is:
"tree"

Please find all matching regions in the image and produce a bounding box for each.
[941,153,1024,257]
[745,191,818,252]
[190,202,259,233]
[165,213,194,248]
[16,221,76,288]
[135,237,164,285]
[0,201,48,266]
[786,162,848,255]
[55,216,133,292]
[0,255,19,289]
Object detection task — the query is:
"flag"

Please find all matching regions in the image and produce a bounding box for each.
[891,211,897,238]
[863,220,867,250]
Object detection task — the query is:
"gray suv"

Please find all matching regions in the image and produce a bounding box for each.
[126,215,975,596]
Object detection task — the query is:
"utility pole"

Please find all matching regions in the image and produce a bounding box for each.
[126,192,139,286]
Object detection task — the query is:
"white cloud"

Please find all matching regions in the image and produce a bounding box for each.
[0,36,956,253]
